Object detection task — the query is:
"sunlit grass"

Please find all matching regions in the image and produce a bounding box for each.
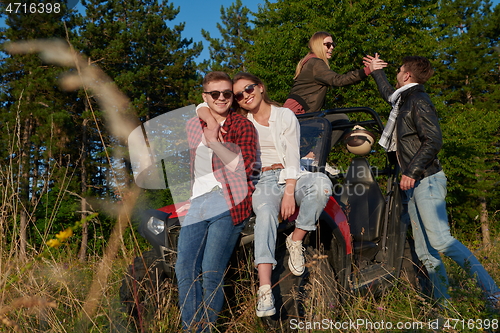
[1,191,498,332]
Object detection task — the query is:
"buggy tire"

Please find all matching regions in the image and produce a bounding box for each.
[120,250,170,327]
[304,247,341,309]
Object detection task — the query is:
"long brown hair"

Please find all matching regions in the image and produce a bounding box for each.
[232,72,281,116]
[294,31,333,79]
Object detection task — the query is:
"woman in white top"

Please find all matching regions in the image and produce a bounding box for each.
[233,72,332,317]
[197,72,333,318]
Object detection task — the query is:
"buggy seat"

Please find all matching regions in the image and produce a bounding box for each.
[340,158,385,256]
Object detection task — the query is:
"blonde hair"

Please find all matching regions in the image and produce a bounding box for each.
[294,31,333,79]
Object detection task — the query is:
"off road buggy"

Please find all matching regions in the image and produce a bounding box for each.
[120,107,427,331]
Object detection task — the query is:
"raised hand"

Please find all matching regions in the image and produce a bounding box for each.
[363,53,388,72]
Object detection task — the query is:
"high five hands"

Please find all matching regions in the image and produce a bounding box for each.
[363,53,388,72]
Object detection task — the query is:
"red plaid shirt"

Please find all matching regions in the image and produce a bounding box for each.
[186,111,257,225]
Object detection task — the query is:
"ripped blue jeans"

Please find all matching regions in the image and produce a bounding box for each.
[252,170,332,266]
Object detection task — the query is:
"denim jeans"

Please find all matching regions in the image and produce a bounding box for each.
[406,170,500,300]
[175,190,245,332]
[252,170,332,266]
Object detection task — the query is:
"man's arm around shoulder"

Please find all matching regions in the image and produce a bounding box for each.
[230,115,257,177]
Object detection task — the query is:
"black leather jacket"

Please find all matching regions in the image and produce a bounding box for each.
[372,70,442,180]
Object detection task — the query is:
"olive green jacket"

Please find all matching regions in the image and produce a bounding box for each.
[287,57,367,113]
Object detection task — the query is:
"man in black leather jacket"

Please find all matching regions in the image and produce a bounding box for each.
[368,55,500,307]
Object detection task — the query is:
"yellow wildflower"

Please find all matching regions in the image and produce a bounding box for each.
[55,228,73,241]
[46,239,62,248]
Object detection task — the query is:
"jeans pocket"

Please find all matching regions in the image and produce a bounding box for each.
[429,172,447,199]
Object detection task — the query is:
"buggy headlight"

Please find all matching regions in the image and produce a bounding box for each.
[147,216,165,235]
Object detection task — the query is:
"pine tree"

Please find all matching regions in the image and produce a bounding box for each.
[438,105,500,245]
[0,0,81,259]
[199,0,254,75]
[431,0,500,245]
[243,0,500,241]
[78,0,203,119]
[431,0,500,108]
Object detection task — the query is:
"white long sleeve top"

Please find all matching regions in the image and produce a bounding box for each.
[246,105,302,183]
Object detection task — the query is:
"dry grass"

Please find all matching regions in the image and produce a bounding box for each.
[1,242,499,332]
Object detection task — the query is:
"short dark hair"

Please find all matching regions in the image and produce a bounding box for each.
[402,56,434,84]
[202,71,232,89]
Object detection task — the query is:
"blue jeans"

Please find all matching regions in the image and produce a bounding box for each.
[407,171,500,300]
[252,170,332,266]
[175,190,245,332]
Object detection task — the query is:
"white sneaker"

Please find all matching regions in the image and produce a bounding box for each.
[286,233,305,276]
[256,285,276,317]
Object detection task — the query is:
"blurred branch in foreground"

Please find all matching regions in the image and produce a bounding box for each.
[4,38,141,330]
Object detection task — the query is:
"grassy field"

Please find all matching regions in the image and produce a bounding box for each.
[0,227,498,333]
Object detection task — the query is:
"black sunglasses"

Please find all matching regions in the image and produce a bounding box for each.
[203,90,233,100]
[235,84,258,101]
[323,42,335,49]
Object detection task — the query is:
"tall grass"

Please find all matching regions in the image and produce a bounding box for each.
[0,225,497,332]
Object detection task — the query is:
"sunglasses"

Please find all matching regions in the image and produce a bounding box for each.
[323,42,335,49]
[203,90,233,100]
[235,84,258,102]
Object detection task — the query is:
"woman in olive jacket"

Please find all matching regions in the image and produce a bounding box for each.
[284,31,386,147]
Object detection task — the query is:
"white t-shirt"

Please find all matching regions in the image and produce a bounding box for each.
[191,141,222,199]
[253,121,281,167]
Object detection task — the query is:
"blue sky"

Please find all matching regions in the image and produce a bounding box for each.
[168,0,266,62]
[72,0,266,61]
